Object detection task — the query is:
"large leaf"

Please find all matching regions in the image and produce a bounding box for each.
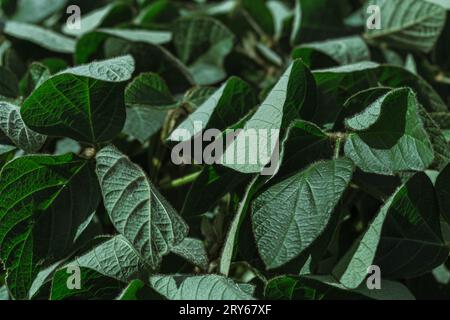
[149,274,254,300]
[333,173,448,289]
[0,154,100,299]
[50,235,143,300]
[123,72,175,143]
[0,102,46,153]
[221,59,316,174]
[344,88,434,175]
[2,21,76,54]
[75,235,144,282]
[312,62,448,126]
[364,0,446,53]
[293,36,370,67]
[51,267,124,300]
[95,145,188,269]
[252,158,354,269]
[9,0,67,23]
[173,17,234,85]
[21,55,135,144]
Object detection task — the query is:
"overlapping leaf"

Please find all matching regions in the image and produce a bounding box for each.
[21,55,135,143]
[0,153,100,299]
[95,145,188,269]
[253,158,354,269]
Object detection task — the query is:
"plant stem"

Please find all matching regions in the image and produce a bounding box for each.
[334,136,342,159]
[160,171,201,190]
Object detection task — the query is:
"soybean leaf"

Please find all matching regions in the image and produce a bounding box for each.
[221,59,316,174]
[344,88,434,175]
[173,17,234,85]
[96,28,172,45]
[182,165,249,218]
[0,65,19,98]
[312,62,448,126]
[293,36,370,67]
[253,158,354,269]
[117,279,154,300]
[95,145,189,270]
[21,55,135,144]
[19,62,50,97]
[171,238,209,270]
[241,0,275,37]
[8,0,67,23]
[0,102,46,152]
[123,72,175,143]
[0,285,9,300]
[149,274,254,300]
[0,153,100,299]
[333,173,448,289]
[2,21,76,53]
[364,0,446,53]
[50,267,125,300]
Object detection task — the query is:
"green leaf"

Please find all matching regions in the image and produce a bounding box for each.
[125,72,175,108]
[173,17,234,85]
[149,274,255,300]
[95,145,188,269]
[28,260,63,299]
[96,28,172,45]
[265,275,415,300]
[21,55,135,144]
[182,165,248,217]
[0,65,19,98]
[290,0,345,45]
[171,238,209,270]
[241,0,275,36]
[117,279,154,300]
[253,158,354,269]
[334,173,448,289]
[56,55,135,82]
[0,285,9,300]
[221,59,316,174]
[50,265,125,300]
[312,62,448,125]
[2,21,76,53]
[0,102,46,153]
[75,235,145,282]
[364,0,446,53]
[19,62,51,97]
[344,88,434,175]
[9,0,67,23]
[293,36,370,66]
[169,76,257,142]
[123,72,175,143]
[0,153,100,299]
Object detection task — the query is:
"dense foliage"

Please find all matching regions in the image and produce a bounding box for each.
[1,0,450,300]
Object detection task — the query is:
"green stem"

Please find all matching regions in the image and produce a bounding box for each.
[160,171,201,190]
[334,136,342,159]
